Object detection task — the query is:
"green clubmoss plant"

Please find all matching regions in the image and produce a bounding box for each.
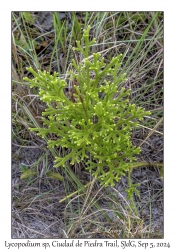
[24,26,151,187]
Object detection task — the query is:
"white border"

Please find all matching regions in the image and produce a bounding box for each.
[1,0,174,249]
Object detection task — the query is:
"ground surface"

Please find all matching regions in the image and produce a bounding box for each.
[12,132,163,238]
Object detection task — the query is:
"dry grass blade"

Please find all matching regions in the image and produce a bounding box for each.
[139,117,163,147]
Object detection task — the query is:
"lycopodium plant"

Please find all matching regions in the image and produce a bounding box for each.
[24,26,151,187]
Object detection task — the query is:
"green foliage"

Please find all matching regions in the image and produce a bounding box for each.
[22,12,34,25]
[126,183,140,200]
[24,26,150,186]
